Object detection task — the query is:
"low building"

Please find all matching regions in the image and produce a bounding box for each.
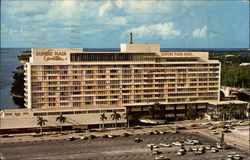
[0,107,126,133]
[207,100,249,120]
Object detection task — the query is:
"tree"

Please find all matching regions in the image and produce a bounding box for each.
[11,66,25,108]
[37,117,47,134]
[239,104,247,119]
[220,105,230,121]
[186,107,197,120]
[123,110,132,129]
[100,113,107,130]
[110,111,121,129]
[56,114,66,132]
[148,106,155,119]
[228,103,237,120]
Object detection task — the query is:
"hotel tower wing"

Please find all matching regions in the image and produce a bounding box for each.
[23,43,220,120]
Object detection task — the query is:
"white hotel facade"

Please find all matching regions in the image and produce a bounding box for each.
[25,42,220,116]
[0,41,221,131]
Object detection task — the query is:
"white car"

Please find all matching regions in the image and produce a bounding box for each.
[172,141,183,146]
[165,144,172,147]
[159,143,168,147]
[211,147,219,153]
[147,143,155,148]
[80,136,88,140]
[216,142,223,149]
[177,149,185,156]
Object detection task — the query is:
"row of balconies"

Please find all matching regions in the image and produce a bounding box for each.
[31,83,219,90]
[31,91,218,100]
[33,80,219,87]
[30,65,219,70]
[31,86,219,93]
[30,70,219,77]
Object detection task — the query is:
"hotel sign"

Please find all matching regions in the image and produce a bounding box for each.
[36,49,67,62]
[161,52,193,56]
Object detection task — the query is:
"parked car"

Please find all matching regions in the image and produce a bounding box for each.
[80,136,88,140]
[134,137,142,142]
[102,134,109,138]
[32,133,43,137]
[209,126,217,130]
[216,142,223,149]
[205,145,211,150]
[165,144,172,147]
[186,147,192,152]
[152,149,162,155]
[74,130,83,133]
[159,143,166,147]
[67,136,76,141]
[172,141,183,146]
[184,139,199,145]
[88,135,96,139]
[206,123,213,126]
[212,132,219,135]
[133,126,143,129]
[147,143,155,148]
[177,149,185,156]
[108,134,116,138]
[234,155,242,160]
[159,130,167,134]
[226,154,234,160]
[191,147,198,151]
[154,156,170,160]
[198,147,205,154]
[211,147,219,153]
[122,133,130,137]
[148,131,154,135]
[223,129,232,133]
[172,130,179,134]
[194,151,201,155]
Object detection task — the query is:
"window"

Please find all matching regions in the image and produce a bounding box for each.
[34,112,47,116]
[88,110,100,114]
[75,111,87,114]
[62,111,74,115]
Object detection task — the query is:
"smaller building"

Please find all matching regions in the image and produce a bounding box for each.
[0,107,126,133]
[207,100,249,120]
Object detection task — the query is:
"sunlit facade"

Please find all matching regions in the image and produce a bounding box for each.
[24,43,220,119]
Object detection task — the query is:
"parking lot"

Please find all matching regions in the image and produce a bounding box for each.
[1,131,248,160]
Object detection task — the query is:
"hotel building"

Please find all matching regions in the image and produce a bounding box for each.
[23,40,221,121]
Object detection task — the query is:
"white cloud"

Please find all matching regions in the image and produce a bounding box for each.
[124,22,181,40]
[121,1,172,14]
[115,0,123,8]
[99,1,112,16]
[193,26,207,38]
[110,17,127,25]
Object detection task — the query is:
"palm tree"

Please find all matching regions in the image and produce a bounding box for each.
[110,111,121,129]
[239,104,247,119]
[148,106,155,119]
[123,110,132,129]
[100,113,107,130]
[154,102,161,119]
[56,114,66,132]
[37,117,47,134]
[230,103,238,120]
[220,105,229,121]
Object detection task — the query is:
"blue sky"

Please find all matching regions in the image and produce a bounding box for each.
[1,0,249,48]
